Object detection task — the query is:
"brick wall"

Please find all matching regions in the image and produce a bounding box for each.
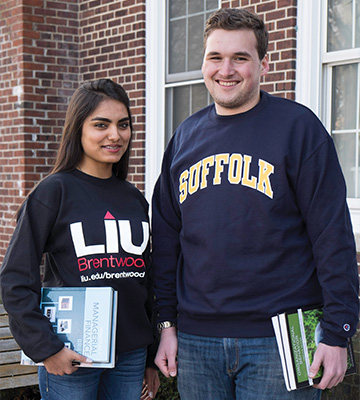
[0,0,80,259]
[0,0,24,260]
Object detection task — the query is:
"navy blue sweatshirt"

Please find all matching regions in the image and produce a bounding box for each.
[1,170,156,364]
[152,91,359,347]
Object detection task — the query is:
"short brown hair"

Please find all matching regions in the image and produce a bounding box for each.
[204,8,269,60]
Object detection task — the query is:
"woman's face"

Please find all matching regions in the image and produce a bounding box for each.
[77,98,131,178]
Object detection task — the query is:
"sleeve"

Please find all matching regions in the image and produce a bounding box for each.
[144,257,159,369]
[142,206,159,369]
[151,140,182,325]
[295,135,359,347]
[0,195,64,363]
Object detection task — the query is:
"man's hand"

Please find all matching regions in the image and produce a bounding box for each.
[154,327,178,378]
[42,346,92,375]
[141,367,160,399]
[309,342,347,389]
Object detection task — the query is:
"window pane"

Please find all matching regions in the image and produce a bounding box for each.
[169,0,186,18]
[167,0,219,81]
[188,15,205,70]
[327,0,353,51]
[165,83,212,145]
[192,83,210,114]
[189,0,204,14]
[173,85,190,131]
[207,0,219,9]
[331,64,357,130]
[333,133,356,197]
[169,19,186,74]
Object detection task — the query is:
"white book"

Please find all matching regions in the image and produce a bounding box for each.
[278,312,297,390]
[271,314,291,391]
[21,287,117,368]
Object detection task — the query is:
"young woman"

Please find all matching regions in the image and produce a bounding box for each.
[1,79,159,399]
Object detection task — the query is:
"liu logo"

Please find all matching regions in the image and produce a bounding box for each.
[70,211,149,257]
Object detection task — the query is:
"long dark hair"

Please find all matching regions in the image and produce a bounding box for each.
[52,79,133,180]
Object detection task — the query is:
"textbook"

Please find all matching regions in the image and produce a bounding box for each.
[21,287,118,368]
[271,307,356,391]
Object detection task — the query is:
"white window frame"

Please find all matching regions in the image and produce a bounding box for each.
[296,1,323,114]
[297,0,360,241]
[145,0,166,201]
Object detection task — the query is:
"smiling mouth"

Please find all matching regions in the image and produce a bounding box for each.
[217,80,238,87]
[103,145,121,150]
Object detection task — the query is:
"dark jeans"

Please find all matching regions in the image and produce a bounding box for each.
[38,347,146,400]
[177,331,322,400]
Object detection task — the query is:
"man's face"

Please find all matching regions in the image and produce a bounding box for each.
[202,29,269,116]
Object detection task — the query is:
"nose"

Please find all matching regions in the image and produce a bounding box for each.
[219,58,234,77]
[107,125,121,141]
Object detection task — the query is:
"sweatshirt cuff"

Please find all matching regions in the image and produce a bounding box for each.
[30,342,65,364]
[320,330,348,348]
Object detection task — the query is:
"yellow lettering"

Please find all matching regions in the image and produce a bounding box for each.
[179,170,189,204]
[228,154,243,184]
[213,154,229,185]
[257,159,274,198]
[242,155,257,189]
[179,153,274,204]
[201,156,215,189]
[188,161,202,195]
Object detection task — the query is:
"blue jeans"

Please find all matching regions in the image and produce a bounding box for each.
[177,331,322,400]
[38,347,146,400]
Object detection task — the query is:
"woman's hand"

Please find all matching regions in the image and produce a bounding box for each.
[141,367,160,399]
[42,346,92,375]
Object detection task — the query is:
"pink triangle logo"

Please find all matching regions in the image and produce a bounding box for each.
[104,211,115,220]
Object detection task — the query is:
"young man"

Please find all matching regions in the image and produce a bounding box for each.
[152,8,359,400]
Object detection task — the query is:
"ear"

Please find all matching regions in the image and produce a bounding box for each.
[260,54,269,76]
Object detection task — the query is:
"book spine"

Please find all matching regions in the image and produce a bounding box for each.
[279,313,297,390]
[298,308,312,386]
[287,312,308,387]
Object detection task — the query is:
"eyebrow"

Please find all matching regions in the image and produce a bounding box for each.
[91,117,111,122]
[206,51,252,57]
[90,117,130,123]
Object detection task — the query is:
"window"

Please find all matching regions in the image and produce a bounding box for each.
[165,0,219,142]
[324,0,360,198]
[330,63,360,198]
[296,0,360,238]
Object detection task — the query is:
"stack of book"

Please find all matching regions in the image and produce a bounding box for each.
[272,307,356,391]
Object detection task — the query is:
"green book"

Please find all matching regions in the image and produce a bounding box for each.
[21,287,118,368]
[272,307,356,391]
